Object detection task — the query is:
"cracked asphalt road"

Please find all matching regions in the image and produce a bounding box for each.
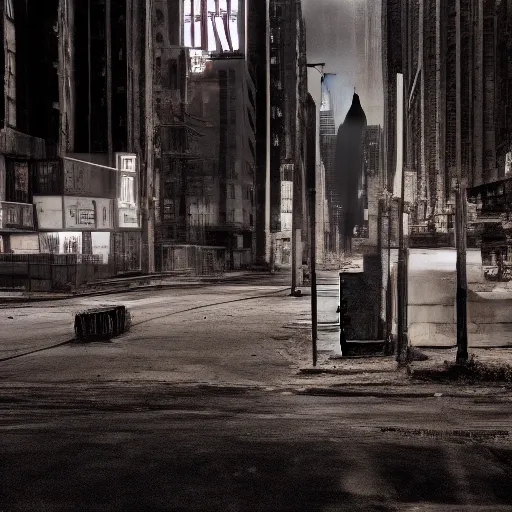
[1,275,512,511]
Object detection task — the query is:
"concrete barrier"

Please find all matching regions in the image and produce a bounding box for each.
[407,248,512,347]
[74,305,131,342]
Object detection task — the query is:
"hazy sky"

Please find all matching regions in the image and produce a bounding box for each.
[302,0,357,128]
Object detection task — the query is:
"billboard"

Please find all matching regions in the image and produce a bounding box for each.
[64,197,114,230]
[39,232,82,254]
[9,234,40,254]
[118,207,139,228]
[33,196,63,230]
[115,153,139,229]
[91,231,111,263]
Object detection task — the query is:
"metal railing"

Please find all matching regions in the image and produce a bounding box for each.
[0,253,127,291]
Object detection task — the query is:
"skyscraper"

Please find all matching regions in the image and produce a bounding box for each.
[395,0,511,241]
[335,92,367,252]
[382,0,402,192]
[354,0,383,126]
[269,0,308,268]
[319,83,339,254]
[155,0,257,270]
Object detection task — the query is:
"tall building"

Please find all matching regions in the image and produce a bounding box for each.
[0,0,151,275]
[269,0,308,269]
[394,0,512,245]
[319,83,339,254]
[248,1,270,266]
[354,0,384,126]
[335,92,367,252]
[171,0,257,270]
[360,125,384,248]
[186,56,256,269]
[382,0,402,192]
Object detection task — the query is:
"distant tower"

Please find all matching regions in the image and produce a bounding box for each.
[319,81,339,254]
[335,93,367,253]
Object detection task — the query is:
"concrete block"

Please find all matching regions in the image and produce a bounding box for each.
[468,298,512,324]
[408,304,455,324]
[408,272,456,305]
[409,322,456,347]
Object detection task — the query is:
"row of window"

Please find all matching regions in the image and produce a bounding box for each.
[228,183,254,202]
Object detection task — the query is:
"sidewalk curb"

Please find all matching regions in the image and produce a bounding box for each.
[294,384,512,398]
[0,272,284,305]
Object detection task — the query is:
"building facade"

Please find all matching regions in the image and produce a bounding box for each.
[152,0,256,272]
[354,0,384,126]
[385,0,512,261]
[319,83,338,255]
[382,0,402,193]
[0,0,151,274]
[269,0,308,269]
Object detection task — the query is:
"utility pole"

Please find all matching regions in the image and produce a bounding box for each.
[310,181,318,365]
[455,179,468,364]
[454,1,468,365]
[306,93,317,365]
[305,65,325,364]
[396,163,408,363]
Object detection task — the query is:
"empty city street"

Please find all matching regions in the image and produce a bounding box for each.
[1,275,512,511]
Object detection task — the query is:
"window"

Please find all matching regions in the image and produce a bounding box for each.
[6,51,16,127]
[6,206,18,224]
[120,176,135,204]
[5,0,14,19]
[120,156,136,171]
[281,181,293,213]
[155,57,162,84]
[163,199,175,221]
[228,209,235,222]
[156,9,164,24]
[168,59,178,90]
[229,183,235,199]
[156,32,164,44]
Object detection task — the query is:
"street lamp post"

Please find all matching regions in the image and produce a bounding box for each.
[305,64,324,366]
[306,63,336,365]
[455,178,469,364]
[396,164,409,364]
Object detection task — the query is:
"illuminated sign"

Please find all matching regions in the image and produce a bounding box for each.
[183,0,241,53]
[190,49,209,73]
[506,152,512,175]
[118,207,139,228]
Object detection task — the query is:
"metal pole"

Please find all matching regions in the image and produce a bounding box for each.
[310,187,317,366]
[339,272,347,354]
[455,181,468,364]
[385,198,392,352]
[291,202,297,295]
[396,164,408,363]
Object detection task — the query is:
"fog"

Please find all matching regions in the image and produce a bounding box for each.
[302,0,356,127]
[303,0,383,128]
